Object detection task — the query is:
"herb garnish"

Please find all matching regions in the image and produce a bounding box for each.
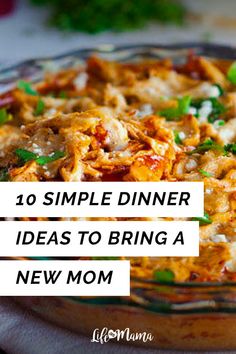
[188,139,236,156]
[224,143,236,155]
[36,151,65,165]
[216,120,225,126]
[17,80,38,96]
[192,212,212,225]
[0,108,12,125]
[191,97,226,123]
[159,96,191,121]
[198,169,213,177]
[213,84,224,96]
[153,269,175,283]
[58,91,68,99]
[188,139,225,155]
[34,99,45,116]
[227,62,236,85]
[15,148,65,166]
[174,130,182,144]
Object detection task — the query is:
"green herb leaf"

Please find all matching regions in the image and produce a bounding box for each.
[192,212,212,225]
[15,149,65,166]
[159,96,191,121]
[224,143,236,155]
[213,84,224,96]
[0,108,12,125]
[174,130,182,144]
[153,269,175,283]
[227,62,236,84]
[217,120,225,126]
[0,168,9,181]
[34,99,45,116]
[188,139,225,155]
[191,97,226,124]
[199,169,213,177]
[36,151,65,165]
[15,148,38,163]
[58,90,68,98]
[17,80,38,96]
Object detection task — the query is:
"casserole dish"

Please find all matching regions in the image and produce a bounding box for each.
[0,43,236,350]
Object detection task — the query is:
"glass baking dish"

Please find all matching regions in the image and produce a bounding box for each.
[1,43,236,351]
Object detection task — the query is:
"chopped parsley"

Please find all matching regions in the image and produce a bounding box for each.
[188,140,236,156]
[188,139,225,155]
[17,80,38,96]
[34,99,45,116]
[153,269,175,283]
[192,212,212,225]
[0,108,12,125]
[36,151,65,165]
[199,169,213,177]
[174,130,182,144]
[191,97,226,123]
[159,96,191,121]
[227,62,236,85]
[213,84,224,96]
[58,90,68,99]
[216,120,225,126]
[15,148,65,166]
[224,143,236,155]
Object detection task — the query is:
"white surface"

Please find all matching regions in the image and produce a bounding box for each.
[0,0,236,66]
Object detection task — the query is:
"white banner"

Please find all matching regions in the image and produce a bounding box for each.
[0,181,204,217]
[0,221,199,257]
[0,260,130,296]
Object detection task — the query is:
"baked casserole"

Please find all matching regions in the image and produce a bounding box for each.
[0,44,236,349]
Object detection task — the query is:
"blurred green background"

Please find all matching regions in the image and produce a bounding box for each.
[29,0,186,33]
